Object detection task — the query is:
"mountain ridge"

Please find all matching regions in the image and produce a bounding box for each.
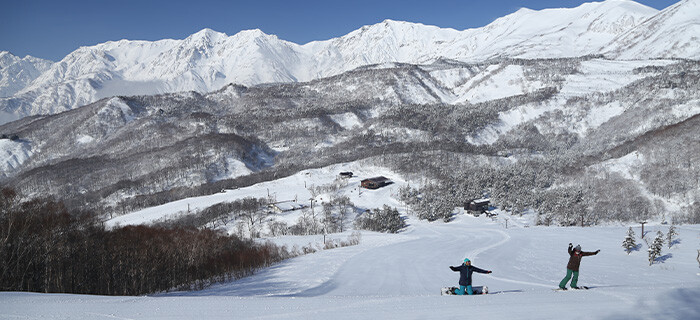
[2,56,697,219]
[1,0,698,124]
[602,0,700,59]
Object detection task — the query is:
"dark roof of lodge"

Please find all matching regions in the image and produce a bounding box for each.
[362,176,389,182]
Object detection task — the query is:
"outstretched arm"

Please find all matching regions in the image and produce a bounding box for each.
[449,266,459,271]
[582,250,600,256]
[568,243,573,255]
[471,266,492,274]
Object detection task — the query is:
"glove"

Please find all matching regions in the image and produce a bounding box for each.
[487,271,492,274]
[595,249,600,254]
[568,243,573,248]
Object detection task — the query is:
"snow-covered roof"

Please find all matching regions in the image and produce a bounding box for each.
[272,201,305,211]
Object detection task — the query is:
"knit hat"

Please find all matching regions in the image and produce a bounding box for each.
[574,245,581,251]
[464,258,471,263]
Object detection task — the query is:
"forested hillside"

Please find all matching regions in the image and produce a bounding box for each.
[1,57,698,224]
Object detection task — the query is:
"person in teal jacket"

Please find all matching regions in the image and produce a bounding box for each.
[449,258,492,295]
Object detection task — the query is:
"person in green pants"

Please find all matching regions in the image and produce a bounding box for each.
[559,243,599,289]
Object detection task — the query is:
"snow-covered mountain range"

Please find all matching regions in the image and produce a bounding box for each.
[2,55,698,218]
[1,0,698,124]
[1,0,699,224]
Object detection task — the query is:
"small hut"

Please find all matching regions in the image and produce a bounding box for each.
[464,198,490,216]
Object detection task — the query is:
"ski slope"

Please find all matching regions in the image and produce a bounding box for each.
[3,216,700,319]
[3,162,700,319]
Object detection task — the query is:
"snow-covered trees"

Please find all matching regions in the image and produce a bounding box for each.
[3,57,699,229]
[648,231,665,265]
[268,220,289,237]
[225,197,267,238]
[332,196,353,233]
[667,225,678,248]
[401,181,483,222]
[322,202,342,234]
[399,184,451,222]
[417,196,455,222]
[688,201,700,224]
[354,205,406,233]
[290,208,318,236]
[622,227,637,254]
[288,196,355,236]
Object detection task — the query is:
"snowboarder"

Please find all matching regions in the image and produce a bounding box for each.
[558,243,599,290]
[449,258,492,295]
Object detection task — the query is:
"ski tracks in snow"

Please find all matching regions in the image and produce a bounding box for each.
[459,226,646,305]
[462,228,554,289]
[465,228,510,259]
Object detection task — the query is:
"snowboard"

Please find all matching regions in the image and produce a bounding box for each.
[554,286,589,291]
[441,285,488,295]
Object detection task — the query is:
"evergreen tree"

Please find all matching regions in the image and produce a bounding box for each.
[354,205,406,233]
[622,227,637,255]
[648,231,664,265]
[413,185,455,222]
[667,225,678,248]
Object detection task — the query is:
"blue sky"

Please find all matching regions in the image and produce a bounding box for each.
[1,0,679,61]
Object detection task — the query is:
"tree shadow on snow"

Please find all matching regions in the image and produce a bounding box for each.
[277,280,339,298]
[627,244,644,253]
[654,253,673,263]
[670,238,682,247]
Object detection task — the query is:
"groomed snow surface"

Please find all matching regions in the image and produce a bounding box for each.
[3,163,700,319]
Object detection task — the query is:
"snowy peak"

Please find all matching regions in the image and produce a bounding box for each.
[0,51,53,98]
[0,51,19,68]
[603,0,700,59]
[470,0,658,59]
[188,28,228,41]
[486,0,656,31]
[308,19,461,73]
[580,0,657,33]
[0,51,52,73]
[179,28,228,52]
[136,26,303,87]
[358,19,454,36]
[231,28,273,41]
[1,0,697,123]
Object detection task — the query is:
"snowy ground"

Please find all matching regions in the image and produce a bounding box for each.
[2,217,699,319]
[105,162,410,229]
[3,162,700,319]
